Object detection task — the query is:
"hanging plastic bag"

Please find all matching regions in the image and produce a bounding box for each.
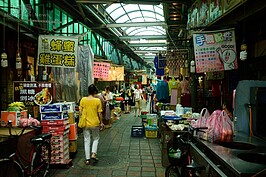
[198,108,210,127]
[205,110,233,143]
[217,110,234,142]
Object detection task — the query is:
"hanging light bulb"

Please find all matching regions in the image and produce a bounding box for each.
[16,52,22,69]
[190,60,195,73]
[1,14,8,68]
[1,51,8,68]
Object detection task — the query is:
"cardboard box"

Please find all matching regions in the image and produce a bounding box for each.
[64,102,76,112]
[68,112,75,124]
[1,111,21,126]
[69,123,78,140]
[41,119,69,126]
[41,112,69,120]
[42,124,70,134]
[40,103,68,113]
[69,140,78,153]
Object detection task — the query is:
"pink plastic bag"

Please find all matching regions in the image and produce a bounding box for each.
[198,110,221,141]
[204,110,233,143]
[197,108,210,127]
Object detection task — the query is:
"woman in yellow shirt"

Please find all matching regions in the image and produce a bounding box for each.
[79,84,103,165]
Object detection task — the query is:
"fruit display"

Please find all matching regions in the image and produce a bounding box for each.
[7,101,26,111]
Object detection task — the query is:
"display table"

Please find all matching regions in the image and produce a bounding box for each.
[0,127,34,136]
[0,127,36,160]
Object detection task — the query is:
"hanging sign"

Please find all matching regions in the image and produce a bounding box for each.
[93,62,111,79]
[37,35,78,68]
[193,28,238,73]
[13,81,54,106]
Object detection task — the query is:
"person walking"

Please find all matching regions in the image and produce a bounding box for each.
[79,84,103,165]
[134,84,144,117]
[103,86,113,128]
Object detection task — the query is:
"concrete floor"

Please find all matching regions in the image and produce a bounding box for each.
[49,110,166,177]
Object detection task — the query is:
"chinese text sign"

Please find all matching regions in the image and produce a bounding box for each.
[93,62,111,79]
[193,29,238,73]
[37,35,78,68]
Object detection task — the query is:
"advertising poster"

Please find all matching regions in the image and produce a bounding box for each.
[37,35,78,68]
[93,62,110,79]
[193,28,238,73]
[13,81,54,106]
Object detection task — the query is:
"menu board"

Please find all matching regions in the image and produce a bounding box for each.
[13,81,54,106]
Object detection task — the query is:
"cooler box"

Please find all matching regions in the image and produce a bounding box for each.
[131,125,144,137]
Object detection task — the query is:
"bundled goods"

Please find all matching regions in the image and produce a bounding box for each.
[194,108,233,143]
[7,102,26,111]
[20,114,40,127]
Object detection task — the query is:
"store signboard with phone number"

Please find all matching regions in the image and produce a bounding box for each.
[13,81,54,106]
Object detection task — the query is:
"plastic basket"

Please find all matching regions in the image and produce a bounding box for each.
[0,135,18,158]
[145,129,158,138]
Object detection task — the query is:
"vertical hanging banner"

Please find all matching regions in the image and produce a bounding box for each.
[93,62,110,79]
[37,35,78,68]
[193,29,238,73]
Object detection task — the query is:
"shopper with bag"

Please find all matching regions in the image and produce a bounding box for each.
[134,84,144,117]
[103,86,113,128]
[78,84,103,165]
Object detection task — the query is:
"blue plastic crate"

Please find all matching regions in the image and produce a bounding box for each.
[131,125,144,137]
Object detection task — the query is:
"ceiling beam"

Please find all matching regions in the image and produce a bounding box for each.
[119,35,167,40]
[106,21,166,28]
[134,50,164,53]
[129,43,167,47]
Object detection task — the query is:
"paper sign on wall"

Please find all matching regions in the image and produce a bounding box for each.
[193,29,238,73]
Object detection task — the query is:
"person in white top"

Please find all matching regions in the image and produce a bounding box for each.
[134,84,144,117]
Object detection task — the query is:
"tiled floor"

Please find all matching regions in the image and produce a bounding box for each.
[49,110,166,177]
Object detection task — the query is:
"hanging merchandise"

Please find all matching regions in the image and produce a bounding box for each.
[153,54,165,76]
[166,49,189,77]
[77,45,94,97]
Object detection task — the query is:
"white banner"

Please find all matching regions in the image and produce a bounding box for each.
[193,29,238,73]
[37,35,78,68]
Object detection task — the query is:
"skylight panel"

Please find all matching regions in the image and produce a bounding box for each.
[142,11,158,20]
[116,15,130,23]
[123,4,140,12]
[105,3,121,14]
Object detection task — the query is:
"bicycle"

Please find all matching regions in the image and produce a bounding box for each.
[165,125,208,177]
[0,120,52,177]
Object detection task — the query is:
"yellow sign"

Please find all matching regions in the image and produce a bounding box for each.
[37,35,78,68]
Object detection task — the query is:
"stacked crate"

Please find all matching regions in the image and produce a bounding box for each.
[40,103,71,165]
[64,102,78,154]
[144,114,158,138]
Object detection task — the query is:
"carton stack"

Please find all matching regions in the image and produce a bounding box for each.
[144,114,158,138]
[1,110,28,126]
[40,103,70,164]
[64,102,78,154]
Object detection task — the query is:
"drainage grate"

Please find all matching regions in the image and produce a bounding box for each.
[77,155,129,170]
